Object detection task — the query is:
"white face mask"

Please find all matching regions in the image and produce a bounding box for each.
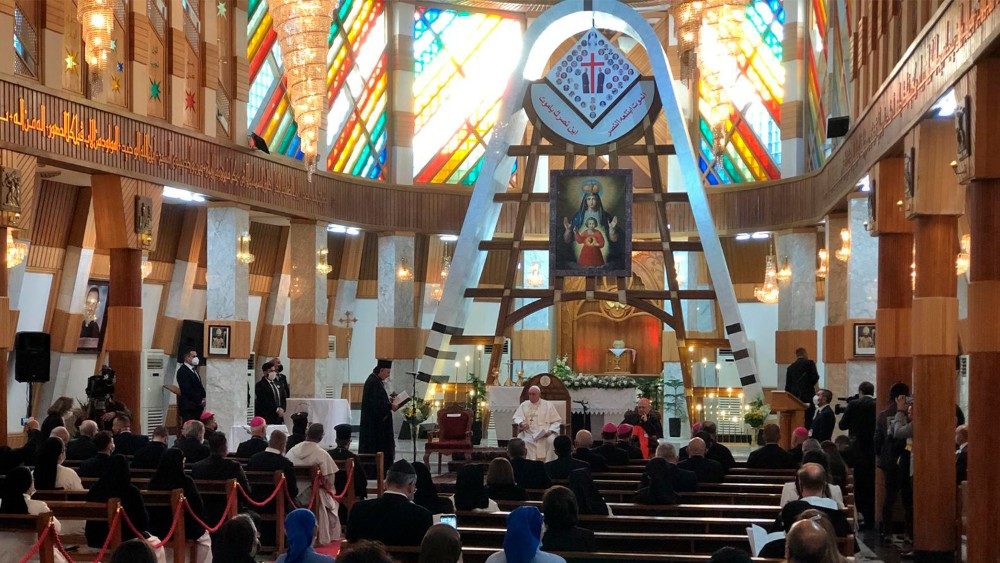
[813,395,821,407]
[267,372,277,381]
[190,356,200,367]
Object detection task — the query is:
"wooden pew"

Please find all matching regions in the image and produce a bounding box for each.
[0,512,57,563]
[381,545,783,563]
[456,510,774,535]
[495,499,782,519]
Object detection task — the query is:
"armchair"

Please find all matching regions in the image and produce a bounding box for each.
[510,373,572,438]
[423,403,474,472]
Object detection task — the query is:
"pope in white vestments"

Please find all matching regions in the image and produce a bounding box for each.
[286,429,342,543]
[512,385,563,461]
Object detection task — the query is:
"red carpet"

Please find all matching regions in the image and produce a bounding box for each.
[315,541,341,557]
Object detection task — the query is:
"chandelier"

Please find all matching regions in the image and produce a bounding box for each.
[268,0,335,172]
[525,261,544,288]
[316,248,333,275]
[236,232,255,264]
[397,258,413,281]
[956,234,970,276]
[776,256,792,283]
[754,253,780,304]
[834,228,851,262]
[674,0,705,76]
[440,251,451,280]
[6,231,26,268]
[78,0,114,71]
[431,284,443,302]
[140,252,153,279]
[816,249,829,279]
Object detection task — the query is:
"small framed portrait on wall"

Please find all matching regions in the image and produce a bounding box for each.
[208,325,231,356]
[854,323,876,357]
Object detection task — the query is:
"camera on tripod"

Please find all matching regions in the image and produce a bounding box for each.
[834,394,858,415]
[86,365,116,408]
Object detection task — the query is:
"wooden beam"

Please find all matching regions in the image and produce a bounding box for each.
[506,144,675,157]
[492,191,689,203]
[478,239,703,252]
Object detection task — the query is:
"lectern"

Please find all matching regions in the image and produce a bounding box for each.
[769,390,807,449]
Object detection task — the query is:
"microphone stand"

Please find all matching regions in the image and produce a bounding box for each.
[405,371,429,463]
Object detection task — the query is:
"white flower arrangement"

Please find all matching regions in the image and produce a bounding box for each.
[550,356,637,389]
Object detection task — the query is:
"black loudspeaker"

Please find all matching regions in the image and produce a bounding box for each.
[827,116,850,138]
[14,332,50,383]
[176,320,204,363]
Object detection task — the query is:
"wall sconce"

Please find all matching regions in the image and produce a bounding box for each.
[236,232,255,264]
[140,252,153,279]
[525,261,544,288]
[834,228,851,262]
[956,234,970,276]
[776,256,792,283]
[431,284,443,302]
[397,258,413,281]
[6,231,26,268]
[316,248,333,275]
[816,248,829,279]
[911,243,917,291]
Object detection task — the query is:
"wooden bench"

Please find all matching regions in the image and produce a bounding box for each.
[0,512,59,563]
[456,510,774,535]
[495,499,783,519]
[381,545,783,563]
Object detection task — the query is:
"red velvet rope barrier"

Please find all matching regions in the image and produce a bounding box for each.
[92,508,123,562]
[119,498,185,549]
[321,463,355,503]
[183,486,237,534]
[235,475,287,508]
[51,526,75,562]
[17,521,54,563]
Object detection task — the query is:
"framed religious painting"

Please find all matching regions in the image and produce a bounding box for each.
[853,323,876,357]
[78,281,109,353]
[208,325,231,356]
[549,169,632,277]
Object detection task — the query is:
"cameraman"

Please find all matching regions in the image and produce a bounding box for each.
[875,382,913,541]
[86,367,129,430]
[838,381,876,528]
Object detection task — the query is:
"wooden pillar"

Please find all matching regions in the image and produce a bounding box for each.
[956,58,1000,563]
[905,119,962,560]
[0,224,9,444]
[92,175,163,434]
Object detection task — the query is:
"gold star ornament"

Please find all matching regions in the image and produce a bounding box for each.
[65,51,78,72]
[217,1,227,17]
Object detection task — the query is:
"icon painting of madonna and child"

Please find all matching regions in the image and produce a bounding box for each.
[549,169,632,278]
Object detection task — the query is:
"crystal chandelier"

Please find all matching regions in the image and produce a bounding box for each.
[956,234,970,276]
[140,252,153,279]
[431,284,443,302]
[268,0,335,173]
[440,250,451,280]
[674,0,705,76]
[816,249,829,279]
[236,232,255,264]
[6,231,26,268]
[78,0,114,71]
[316,248,333,275]
[834,228,851,262]
[525,261,544,288]
[397,258,413,281]
[754,253,780,304]
[776,256,792,283]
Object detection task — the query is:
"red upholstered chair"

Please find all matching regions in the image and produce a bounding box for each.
[423,403,474,472]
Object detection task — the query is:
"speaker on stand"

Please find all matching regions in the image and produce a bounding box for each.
[14,331,51,421]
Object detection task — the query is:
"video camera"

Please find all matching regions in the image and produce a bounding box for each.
[85,365,116,407]
[834,394,859,415]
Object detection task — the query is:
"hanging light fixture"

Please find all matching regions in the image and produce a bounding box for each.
[140,252,153,279]
[776,256,792,283]
[674,0,706,77]
[834,228,851,262]
[6,231,26,268]
[430,284,443,302]
[816,248,829,279]
[236,232,255,264]
[397,258,413,281]
[268,0,335,174]
[316,248,333,275]
[911,242,917,291]
[956,234,970,276]
[753,252,780,304]
[78,0,114,71]
[525,261,544,288]
[440,243,451,280]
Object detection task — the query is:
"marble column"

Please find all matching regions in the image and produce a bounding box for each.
[205,203,251,433]
[287,220,329,398]
[774,230,817,389]
[376,235,418,397]
[40,189,96,408]
[846,196,877,393]
[328,234,364,401]
[822,214,848,398]
[905,119,961,560]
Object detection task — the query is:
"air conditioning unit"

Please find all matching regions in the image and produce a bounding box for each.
[484,340,509,354]
[246,353,257,423]
[328,335,337,358]
[141,350,167,435]
[324,386,337,399]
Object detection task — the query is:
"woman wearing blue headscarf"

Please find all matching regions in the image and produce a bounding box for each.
[485,506,566,563]
[276,509,334,563]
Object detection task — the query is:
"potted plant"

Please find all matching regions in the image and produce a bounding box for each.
[399,397,432,440]
[466,370,487,445]
[743,395,770,445]
[661,379,687,438]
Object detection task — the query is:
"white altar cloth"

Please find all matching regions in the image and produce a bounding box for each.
[488,386,637,441]
[283,398,351,448]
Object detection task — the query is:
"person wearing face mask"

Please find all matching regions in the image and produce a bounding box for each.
[269,357,291,406]
[177,348,207,424]
[809,389,835,442]
[255,361,287,425]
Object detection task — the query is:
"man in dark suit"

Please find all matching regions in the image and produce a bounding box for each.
[175,420,211,464]
[776,463,852,537]
[785,347,820,428]
[66,420,99,461]
[592,423,629,466]
[111,414,149,456]
[327,424,368,504]
[545,435,589,480]
[956,424,968,483]
[622,397,662,451]
[677,437,725,483]
[176,349,206,423]
[507,438,551,489]
[679,425,735,471]
[131,426,169,469]
[346,459,433,546]
[236,417,269,458]
[254,362,286,425]
[838,381,876,527]
[655,442,698,492]
[269,357,291,408]
[247,429,298,502]
[572,430,608,472]
[810,389,836,442]
[746,423,796,469]
[190,432,252,502]
[77,431,115,478]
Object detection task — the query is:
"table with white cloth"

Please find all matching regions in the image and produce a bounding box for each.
[228,424,288,451]
[488,386,637,441]
[283,398,351,448]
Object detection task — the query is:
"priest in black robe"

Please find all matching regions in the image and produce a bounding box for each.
[622,397,662,450]
[360,359,397,466]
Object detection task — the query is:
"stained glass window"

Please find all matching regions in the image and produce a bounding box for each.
[247,0,388,179]
[413,7,522,185]
[698,0,784,185]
